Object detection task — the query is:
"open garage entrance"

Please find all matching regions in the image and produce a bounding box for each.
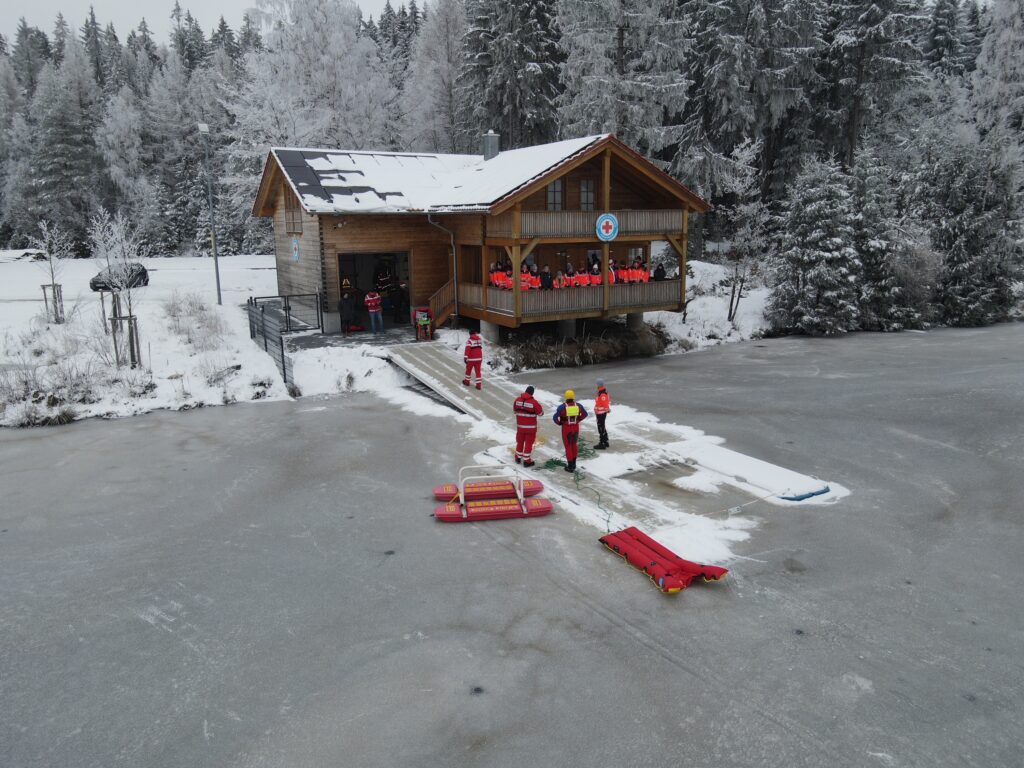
[337,251,410,328]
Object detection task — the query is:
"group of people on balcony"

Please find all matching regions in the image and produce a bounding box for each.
[488,259,667,291]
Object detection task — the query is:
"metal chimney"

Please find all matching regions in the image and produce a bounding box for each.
[482,130,500,161]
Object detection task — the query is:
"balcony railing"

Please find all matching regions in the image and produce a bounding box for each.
[459,279,682,319]
[488,209,684,239]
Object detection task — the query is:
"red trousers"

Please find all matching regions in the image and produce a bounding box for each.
[562,426,580,462]
[464,360,482,383]
[516,428,537,461]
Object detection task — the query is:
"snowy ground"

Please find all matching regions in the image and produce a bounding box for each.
[0,255,289,426]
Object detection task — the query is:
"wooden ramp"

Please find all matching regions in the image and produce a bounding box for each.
[385,342,537,429]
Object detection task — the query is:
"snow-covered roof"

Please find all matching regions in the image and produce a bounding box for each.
[270,135,609,214]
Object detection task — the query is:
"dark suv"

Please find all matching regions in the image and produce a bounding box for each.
[89,263,149,292]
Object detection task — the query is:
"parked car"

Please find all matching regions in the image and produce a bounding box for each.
[89,263,149,292]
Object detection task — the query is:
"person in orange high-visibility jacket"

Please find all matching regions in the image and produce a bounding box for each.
[594,379,611,450]
[577,270,591,287]
[463,330,484,389]
[512,385,544,467]
[615,264,629,283]
[552,390,588,472]
[553,271,566,288]
[640,266,650,282]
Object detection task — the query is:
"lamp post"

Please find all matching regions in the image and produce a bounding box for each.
[197,122,223,306]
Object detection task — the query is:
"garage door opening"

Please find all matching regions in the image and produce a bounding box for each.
[338,251,410,328]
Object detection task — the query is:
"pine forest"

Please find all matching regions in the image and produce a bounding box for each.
[0,0,1021,334]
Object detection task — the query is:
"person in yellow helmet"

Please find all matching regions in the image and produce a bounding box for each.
[552,389,589,472]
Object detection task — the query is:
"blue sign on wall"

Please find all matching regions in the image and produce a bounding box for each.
[596,213,619,242]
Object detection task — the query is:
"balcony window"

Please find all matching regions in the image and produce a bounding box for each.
[546,179,563,211]
[284,190,303,234]
[580,179,595,211]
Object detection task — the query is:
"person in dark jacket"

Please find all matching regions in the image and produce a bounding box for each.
[653,263,666,281]
[338,292,357,336]
[540,265,554,290]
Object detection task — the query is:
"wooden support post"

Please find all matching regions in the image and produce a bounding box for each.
[481,245,488,310]
[602,150,611,211]
[512,204,522,320]
[512,244,522,320]
[602,242,610,312]
[682,209,689,306]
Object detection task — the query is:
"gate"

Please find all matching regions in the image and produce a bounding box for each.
[249,293,322,333]
[247,302,294,384]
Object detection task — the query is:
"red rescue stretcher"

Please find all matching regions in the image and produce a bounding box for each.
[433,479,545,502]
[435,496,553,522]
[599,526,729,593]
[433,465,553,522]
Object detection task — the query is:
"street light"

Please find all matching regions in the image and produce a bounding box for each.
[197,122,223,306]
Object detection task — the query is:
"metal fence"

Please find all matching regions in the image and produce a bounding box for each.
[249,293,322,333]
[247,302,294,384]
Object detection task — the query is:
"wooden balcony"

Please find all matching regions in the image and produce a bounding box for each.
[487,209,685,240]
[457,279,683,326]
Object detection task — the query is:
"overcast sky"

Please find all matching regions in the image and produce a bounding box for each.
[2,0,392,47]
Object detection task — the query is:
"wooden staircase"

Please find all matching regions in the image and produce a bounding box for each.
[429,279,456,326]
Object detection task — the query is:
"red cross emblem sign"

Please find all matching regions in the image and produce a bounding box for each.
[596,213,619,242]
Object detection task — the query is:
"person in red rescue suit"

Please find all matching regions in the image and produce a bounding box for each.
[512,385,544,466]
[463,330,484,389]
[552,390,588,472]
[594,379,611,450]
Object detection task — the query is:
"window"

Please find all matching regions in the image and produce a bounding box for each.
[580,179,595,211]
[546,179,563,211]
[285,190,303,234]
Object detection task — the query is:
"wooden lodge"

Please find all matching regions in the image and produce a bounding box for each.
[251,133,710,336]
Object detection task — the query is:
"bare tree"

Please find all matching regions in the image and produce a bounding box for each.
[31,220,74,324]
[89,210,149,367]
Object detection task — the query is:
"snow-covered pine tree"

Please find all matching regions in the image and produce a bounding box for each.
[0,34,7,57]
[80,6,104,88]
[972,0,1024,145]
[11,19,51,97]
[0,56,21,242]
[52,14,70,66]
[144,52,203,254]
[925,0,962,77]
[401,0,467,153]
[175,12,210,73]
[958,0,983,74]
[19,37,106,250]
[211,17,240,60]
[768,156,861,335]
[557,0,687,159]
[100,23,127,95]
[676,0,759,200]
[851,145,917,331]
[461,0,562,148]
[815,0,921,167]
[753,0,824,201]
[238,14,263,54]
[919,139,1022,326]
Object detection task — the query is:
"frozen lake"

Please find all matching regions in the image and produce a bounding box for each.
[1,323,1022,767]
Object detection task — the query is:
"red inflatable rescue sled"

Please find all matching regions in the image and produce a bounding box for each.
[435,496,553,523]
[433,479,544,502]
[599,527,728,593]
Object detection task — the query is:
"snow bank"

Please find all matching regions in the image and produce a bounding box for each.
[0,255,289,426]
[648,254,770,352]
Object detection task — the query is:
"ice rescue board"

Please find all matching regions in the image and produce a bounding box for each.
[600,526,728,593]
[433,478,544,502]
[435,496,553,522]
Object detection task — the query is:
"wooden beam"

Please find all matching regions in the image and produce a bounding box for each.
[602,149,611,211]
[682,210,689,307]
[521,238,541,261]
[512,244,522,319]
[602,242,610,311]
[503,245,513,260]
[481,245,488,311]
